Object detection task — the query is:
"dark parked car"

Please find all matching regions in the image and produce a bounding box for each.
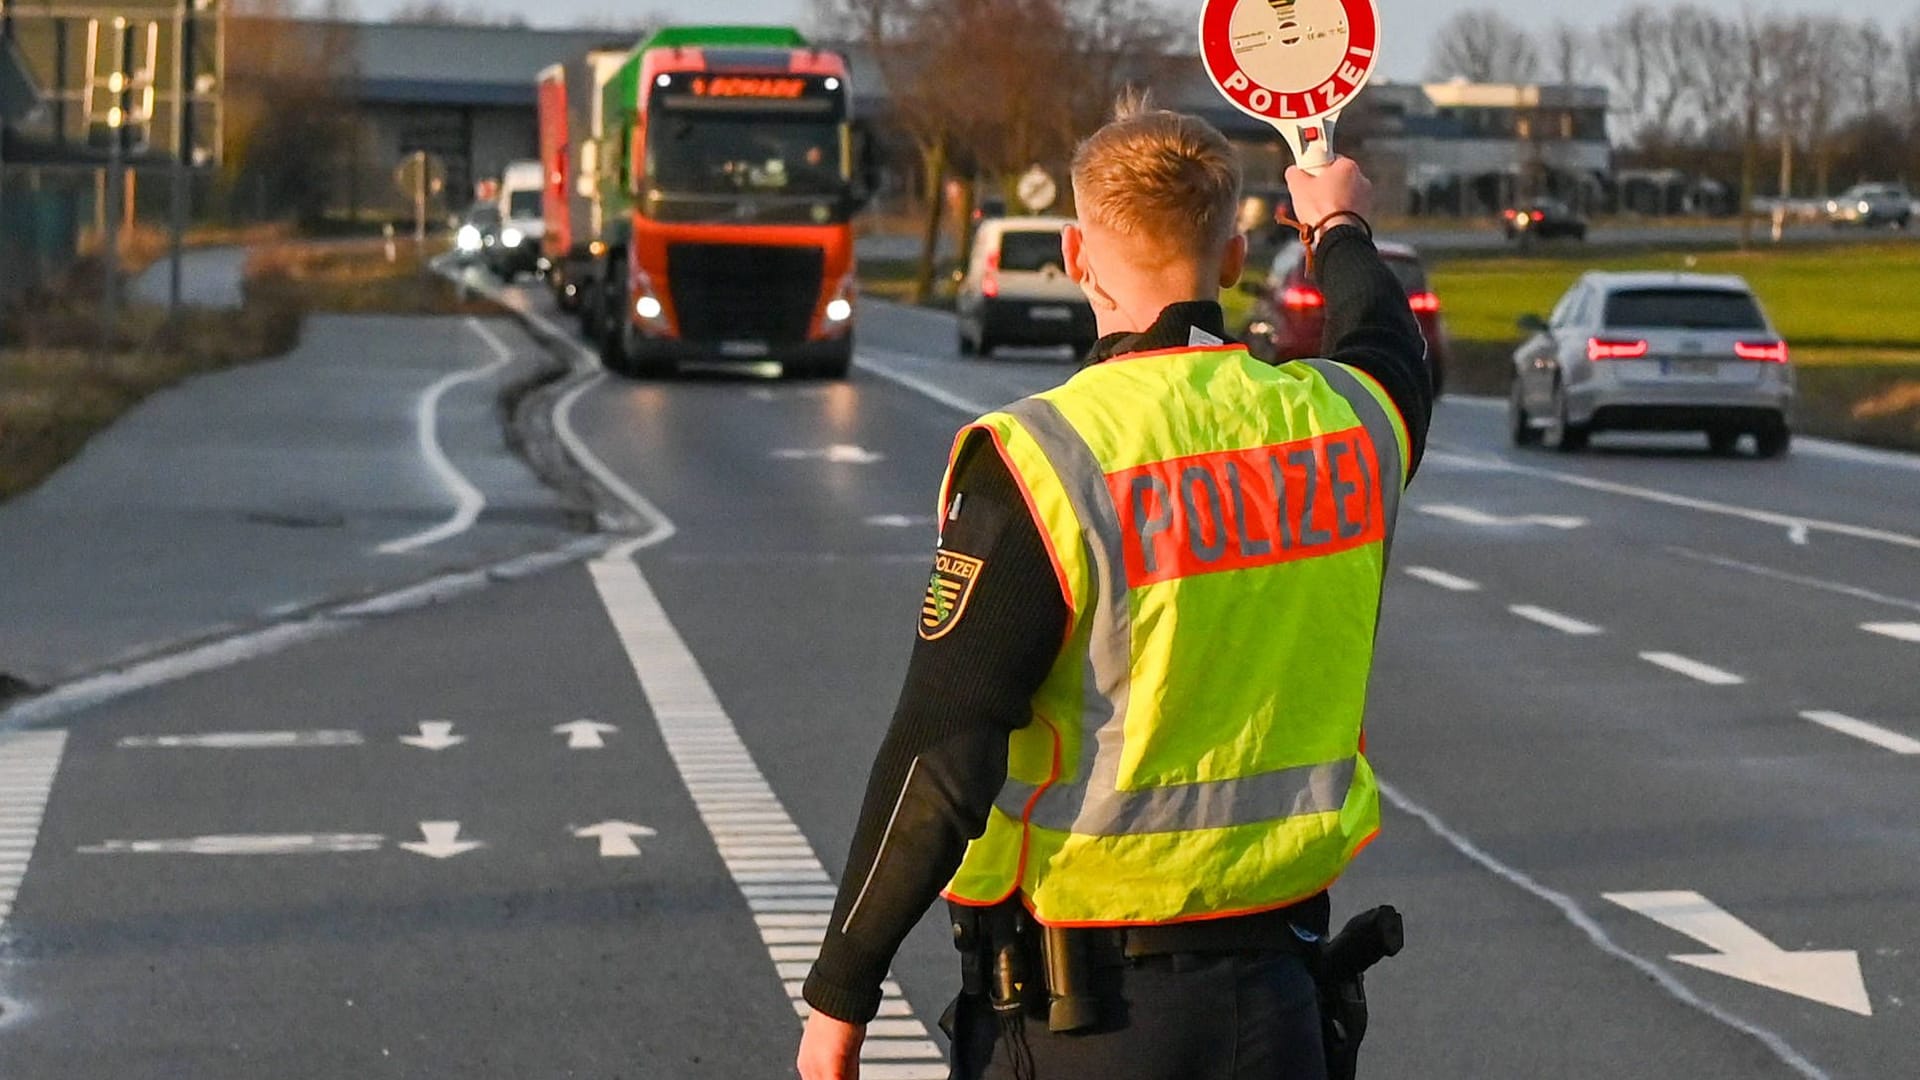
[1242,239,1448,397]
[1501,200,1588,242]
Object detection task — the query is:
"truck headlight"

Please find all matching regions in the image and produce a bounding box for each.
[636,295,663,320]
[502,227,525,248]
[457,225,483,252]
[826,298,853,323]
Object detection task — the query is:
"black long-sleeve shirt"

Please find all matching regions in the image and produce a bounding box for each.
[803,226,1433,1024]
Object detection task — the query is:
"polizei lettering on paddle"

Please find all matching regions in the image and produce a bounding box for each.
[1107,427,1385,588]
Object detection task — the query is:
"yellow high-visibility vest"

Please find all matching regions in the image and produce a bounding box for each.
[942,343,1409,926]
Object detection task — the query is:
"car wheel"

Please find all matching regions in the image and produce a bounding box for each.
[1754,421,1792,459]
[1509,379,1541,447]
[977,334,996,359]
[957,326,976,356]
[1707,428,1741,456]
[1550,385,1589,452]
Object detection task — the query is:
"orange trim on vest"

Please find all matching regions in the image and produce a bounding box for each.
[948,424,1077,644]
[1336,364,1412,473]
[942,718,1063,908]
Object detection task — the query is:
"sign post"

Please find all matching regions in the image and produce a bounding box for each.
[1199,0,1381,174]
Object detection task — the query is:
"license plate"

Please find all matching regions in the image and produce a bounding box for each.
[719,340,770,358]
[1030,306,1072,321]
[1662,358,1718,377]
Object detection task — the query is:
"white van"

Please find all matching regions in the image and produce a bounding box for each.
[954,216,1096,358]
[491,159,546,279]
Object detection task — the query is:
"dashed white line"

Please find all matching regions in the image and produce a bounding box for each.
[1861,622,1920,644]
[1799,711,1920,755]
[1403,566,1481,592]
[376,318,515,555]
[1639,652,1746,686]
[1508,605,1604,636]
[589,555,945,1067]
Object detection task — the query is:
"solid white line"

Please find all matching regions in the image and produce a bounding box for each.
[1799,711,1920,755]
[1861,622,1920,644]
[1377,778,1830,1080]
[375,317,514,555]
[1508,605,1604,636]
[1665,547,1920,615]
[554,374,677,560]
[853,352,995,416]
[589,555,942,1051]
[1639,651,1746,686]
[1428,440,1920,553]
[1403,566,1481,592]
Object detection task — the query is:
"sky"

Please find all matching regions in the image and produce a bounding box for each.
[356,0,1896,82]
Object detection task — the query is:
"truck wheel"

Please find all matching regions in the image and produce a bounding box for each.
[618,321,676,380]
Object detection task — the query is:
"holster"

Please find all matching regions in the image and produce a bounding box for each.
[1309,905,1405,1080]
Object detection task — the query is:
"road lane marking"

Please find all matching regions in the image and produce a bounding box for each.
[1861,622,1920,644]
[1428,440,1920,553]
[1378,779,1830,1079]
[1508,605,1603,635]
[1604,891,1871,1016]
[376,317,515,555]
[80,833,386,855]
[553,374,677,562]
[771,444,886,464]
[853,352,995,416]
[1799,711,1920,755]
[117,730,364,749]
[589,555,947,1064]
[1420,504,1587,529]
[1639,652,1745,686]
[399,821,481,859]
[1665,548,1920,615]
[0,731,66,928]
[1402,566,1480,592]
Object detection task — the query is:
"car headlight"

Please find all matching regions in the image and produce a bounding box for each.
[635,295,663,321]
[457,225,482,252]
[825,298,853,323]
[501,227,525,248]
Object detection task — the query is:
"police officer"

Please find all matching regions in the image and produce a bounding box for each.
[797,96,1431,1080]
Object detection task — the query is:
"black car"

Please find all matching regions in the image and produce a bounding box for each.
[1501,200,1587,242]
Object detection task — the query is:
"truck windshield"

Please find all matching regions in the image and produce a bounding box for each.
[507,191,542,218]
[643,111,851,225]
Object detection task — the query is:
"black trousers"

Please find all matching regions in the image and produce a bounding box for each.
[945,951,1329,1080]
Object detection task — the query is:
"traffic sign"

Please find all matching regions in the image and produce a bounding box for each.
[1198,0,1381,172]
[1016,165,1057,213]
[394,152,447,201]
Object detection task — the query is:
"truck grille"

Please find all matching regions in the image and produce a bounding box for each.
[666,243,824,344]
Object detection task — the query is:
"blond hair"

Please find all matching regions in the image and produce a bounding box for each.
[1070,91,1243,262]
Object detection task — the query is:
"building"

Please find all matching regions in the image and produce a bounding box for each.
[1362,81,1613,216]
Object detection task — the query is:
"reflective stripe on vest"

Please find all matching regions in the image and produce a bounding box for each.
[986,365,1403,838]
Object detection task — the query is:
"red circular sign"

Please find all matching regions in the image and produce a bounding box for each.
[1200,0,1380,125]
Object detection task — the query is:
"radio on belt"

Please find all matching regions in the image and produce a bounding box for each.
[1198,0,1382,173]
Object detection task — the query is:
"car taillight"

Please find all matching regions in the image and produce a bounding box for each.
[981,250,1000,298]
[1282,285,1324,309]
[1734,340,1789,363]
[1530,211,1545,222]
[1587,337,1649,361]
[1407,291,1440,313]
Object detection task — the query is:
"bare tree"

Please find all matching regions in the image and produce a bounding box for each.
[1427,9,1541,83]
[1545,22,1587,86]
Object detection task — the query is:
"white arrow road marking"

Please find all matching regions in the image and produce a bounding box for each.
[590,555,946,1069]
[1799,711,1920,755]
[1604,890,1873,1016]
[118,730,364,749]
[1862,622,1920,644]
[79,833,385,855]
[1403,566,1481,591]
[573,821,657,858]
[552,719,619,749]
[1419,503,1588,529]
[771,444,886,465]
[1639,652,1745,686]
[399,821,481,859]
[0,731,67,929]
[398,721,465,751]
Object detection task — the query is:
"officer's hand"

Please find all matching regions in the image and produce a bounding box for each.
[797,1010,866,1080]
[1285,156,1373,227]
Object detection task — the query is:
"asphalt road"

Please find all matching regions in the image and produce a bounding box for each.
[3,289,1917,1078]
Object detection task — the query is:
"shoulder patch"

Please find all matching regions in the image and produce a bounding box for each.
[919,549,985,640]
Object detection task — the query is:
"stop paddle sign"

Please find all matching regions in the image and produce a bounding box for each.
[1199,0,1381,172]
